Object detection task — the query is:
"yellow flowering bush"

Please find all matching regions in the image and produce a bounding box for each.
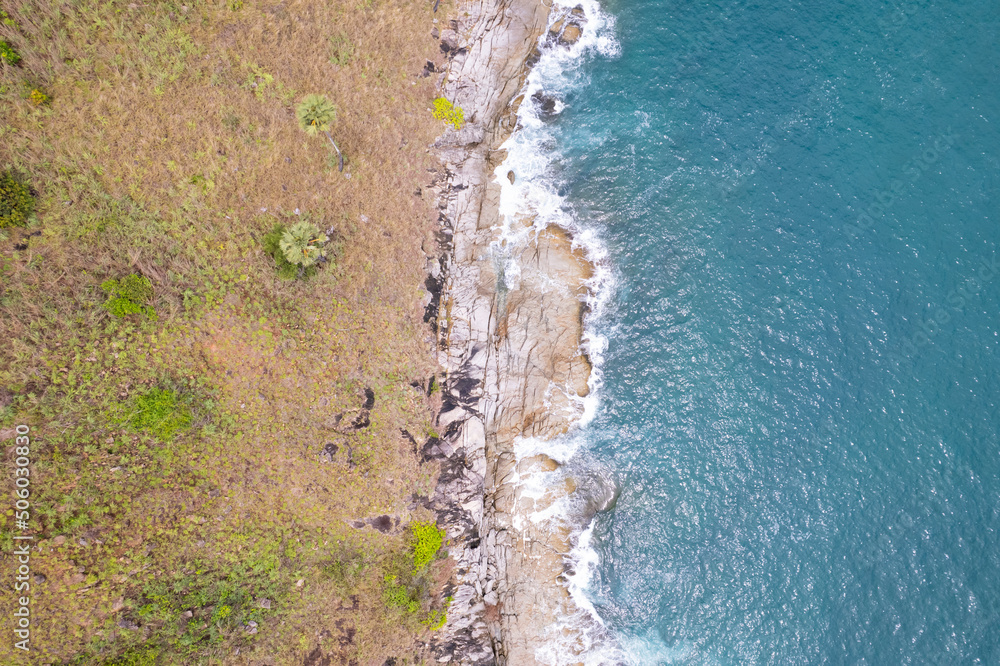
[432,97,465,130]
[29,88,49,106]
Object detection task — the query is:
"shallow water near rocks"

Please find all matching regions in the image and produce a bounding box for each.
[521,0,1000,662]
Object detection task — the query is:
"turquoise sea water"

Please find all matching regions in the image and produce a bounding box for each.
[534,0,999,662]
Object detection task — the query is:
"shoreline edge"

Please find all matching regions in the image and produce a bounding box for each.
[421,0,605,663]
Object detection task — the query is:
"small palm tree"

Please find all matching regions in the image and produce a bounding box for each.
[279,221,328,268]
[296,94,344,172]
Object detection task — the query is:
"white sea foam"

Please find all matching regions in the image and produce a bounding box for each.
[509,436,626,664]
[492,0,619,295]
[489,0,624,662]
[617,631,705,665]
[566,522,605,626]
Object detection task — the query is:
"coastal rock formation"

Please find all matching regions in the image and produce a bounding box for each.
[424,0,603,663]
[547,6,588,47]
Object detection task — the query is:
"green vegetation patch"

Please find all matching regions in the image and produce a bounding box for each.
[141,565,272,645]
[383,573,420,614]
[280,220,328,267]
[0,39,20,66]
[322,544,367,597]
[102,274,156,319]
[296,94,337,135]
[0,169,35,228]
[410,520,445,571]
[123,387,192,440]
[262,219,331,279]
[29,87,50,106]
[424,595,452,631]
[262,223,303,279]
[104,541,292,660]
[0,0,447,660]
[377,521,448,628]
[296,94,345,170]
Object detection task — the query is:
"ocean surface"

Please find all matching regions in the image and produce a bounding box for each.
[500,0,1000,663]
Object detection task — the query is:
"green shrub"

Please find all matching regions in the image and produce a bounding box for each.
[380,525,448,625]
[0,170,34,228]
[125,388,192,440]
[241,63,273,99]
[383,574,420,614]
[212,604,232,622]
[279,221,327,267]
[432,97,465,130]
[410,520,445,571]
[101,274,156,319]
[0,40,20,66]
[296,94,344,170]
[29,88,49,106]
[262,223,294,278]
[424,595,452,630]
[135,545,285,651]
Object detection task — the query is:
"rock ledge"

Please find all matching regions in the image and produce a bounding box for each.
[423,0,604,664]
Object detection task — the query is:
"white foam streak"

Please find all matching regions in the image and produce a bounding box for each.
[489,1,624,663]
[567,522,604,625]
[491,0,619,294]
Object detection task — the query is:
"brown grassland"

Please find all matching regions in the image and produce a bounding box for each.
[0,0,458,662]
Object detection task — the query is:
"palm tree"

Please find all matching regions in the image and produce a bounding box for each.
[296,94,344,172]
[279,221,328,268]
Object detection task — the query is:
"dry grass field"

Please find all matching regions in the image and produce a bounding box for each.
[0,0,457,662]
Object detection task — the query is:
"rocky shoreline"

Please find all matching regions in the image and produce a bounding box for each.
[419,0,602,663]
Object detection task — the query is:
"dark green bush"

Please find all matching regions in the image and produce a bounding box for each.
[0,40,20,66]
[262,223,299,279]
[0,170,34,228]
